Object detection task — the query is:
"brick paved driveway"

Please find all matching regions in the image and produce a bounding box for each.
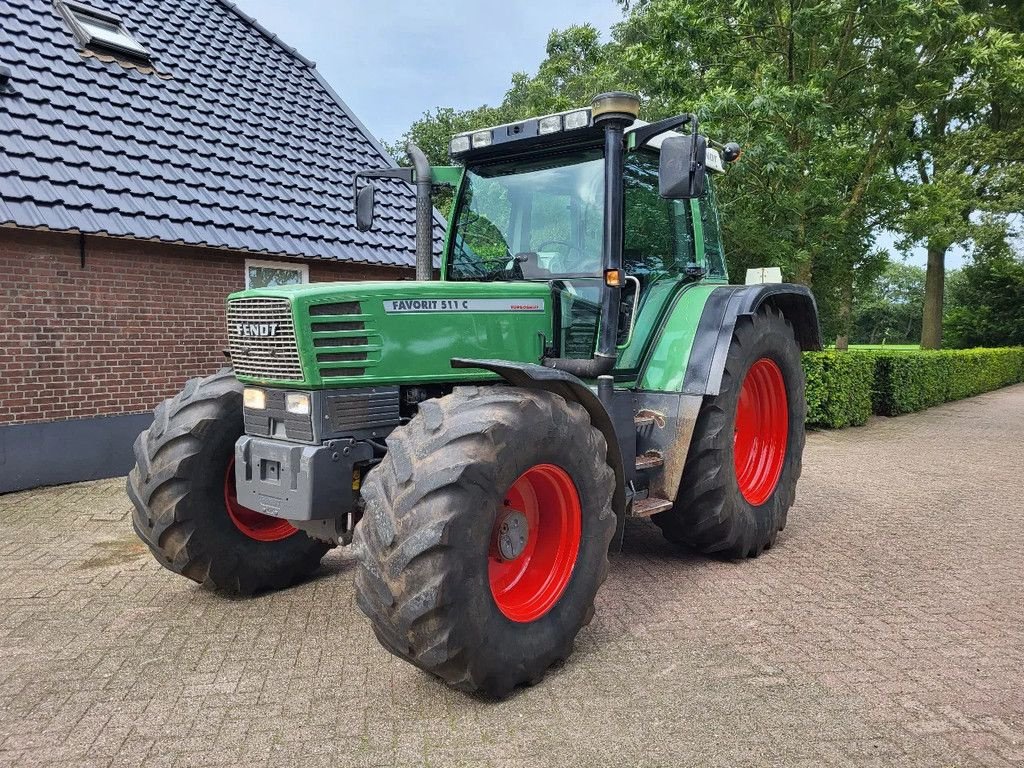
[2,385,1023,767]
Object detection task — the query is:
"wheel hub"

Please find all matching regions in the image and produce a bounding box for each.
[496,507,529,561]
[487,463,582,623]
[224,459,298,542]
[733,357,789,505]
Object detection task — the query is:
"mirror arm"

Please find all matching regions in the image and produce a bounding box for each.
[351,167,414,205]
[688,114,700,176]
[631,112,695,150]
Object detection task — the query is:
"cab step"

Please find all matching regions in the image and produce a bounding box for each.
[630,496,673,517]
[634,409,666,429]
[634,451,664,471]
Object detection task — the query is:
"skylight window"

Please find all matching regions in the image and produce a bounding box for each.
[57,1,150,60]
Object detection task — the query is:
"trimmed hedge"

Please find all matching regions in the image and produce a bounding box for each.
[802,347,1024,428]
[802,351,875,428]
[871,347,1024,416]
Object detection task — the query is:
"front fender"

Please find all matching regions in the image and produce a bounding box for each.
[450,358,627,523]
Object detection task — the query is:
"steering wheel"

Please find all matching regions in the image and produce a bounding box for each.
[534,239,579,257]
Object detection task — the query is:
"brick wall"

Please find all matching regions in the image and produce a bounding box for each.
[1,228,411,425]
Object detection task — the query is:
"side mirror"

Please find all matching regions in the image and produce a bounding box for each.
[659,134,707,199]
[356,184,375,232]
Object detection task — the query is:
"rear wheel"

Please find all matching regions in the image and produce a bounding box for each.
[128,368,329,595]
[653,305,806,557]
[353,386,616,697]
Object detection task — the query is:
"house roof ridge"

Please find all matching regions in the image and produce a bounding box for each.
[212,0,317,69]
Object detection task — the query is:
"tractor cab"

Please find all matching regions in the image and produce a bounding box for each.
[443,113,732,372]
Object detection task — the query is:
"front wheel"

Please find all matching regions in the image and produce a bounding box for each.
[653,305,806,557]
[353,387,616,697]
[127,369,329,595]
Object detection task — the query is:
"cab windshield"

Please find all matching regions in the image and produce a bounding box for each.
[447,150,604,281]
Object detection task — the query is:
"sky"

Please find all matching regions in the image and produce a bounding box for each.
[232,1,991,270]
[235,0,623,146]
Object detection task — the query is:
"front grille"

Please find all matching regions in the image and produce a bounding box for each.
[227,298,303,380]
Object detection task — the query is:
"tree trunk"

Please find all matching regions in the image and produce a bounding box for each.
[835,268,853,351]
[921,240,946,349]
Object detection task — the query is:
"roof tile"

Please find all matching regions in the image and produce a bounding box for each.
[0,0,442,267]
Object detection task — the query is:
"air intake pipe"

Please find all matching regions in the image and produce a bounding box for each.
[543,93,639,378]
[407,142,434,281]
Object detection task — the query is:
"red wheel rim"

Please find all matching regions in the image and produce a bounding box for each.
[488,464,582,623]
[224,459,298,542]
[734,358,789,506]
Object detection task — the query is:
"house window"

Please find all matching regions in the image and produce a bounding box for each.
[245,259,309,289]
[57,1,150,60]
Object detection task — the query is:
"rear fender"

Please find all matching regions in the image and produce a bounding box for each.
[450,358,627,523]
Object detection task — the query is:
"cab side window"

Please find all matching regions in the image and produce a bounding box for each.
[699,179,727,278]
[622,151,695,286]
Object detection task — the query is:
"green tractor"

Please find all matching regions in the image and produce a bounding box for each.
[128,92,820,697]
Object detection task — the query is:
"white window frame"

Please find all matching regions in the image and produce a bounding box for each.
[56,0,151,60]
[244,259,310,290]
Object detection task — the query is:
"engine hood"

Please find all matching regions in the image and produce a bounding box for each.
[227,281,553,388]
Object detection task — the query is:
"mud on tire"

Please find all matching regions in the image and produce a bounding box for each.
[127,368,329,595]
[353,386,616,698]
[653,305,806,558]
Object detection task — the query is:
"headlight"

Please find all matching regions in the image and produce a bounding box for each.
[538,114,562,135]
[243,388,266,410]
[563,109,590,130]
[449,135,470,154]
[471,130,492,148]
[285,392,311,415]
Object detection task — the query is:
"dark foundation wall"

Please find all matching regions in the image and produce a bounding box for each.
[0,228,411,492]
[0,414,153,493]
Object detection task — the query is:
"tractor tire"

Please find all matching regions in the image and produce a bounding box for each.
[127,368,329,595]
[653,305,806,558]
[353,386,616,698]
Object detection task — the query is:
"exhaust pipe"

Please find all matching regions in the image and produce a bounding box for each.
[407,142,434,281]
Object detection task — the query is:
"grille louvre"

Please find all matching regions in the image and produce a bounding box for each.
[307,300,377,379]
[227,298,303,380]
[324,386,400,434]
[564,300,599,359]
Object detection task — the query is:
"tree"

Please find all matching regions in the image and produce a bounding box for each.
[393,1,1023,348]
[944,221,1024,348]
[613,0,911,346]
[888,0,1024,348]
[851,260,926,344]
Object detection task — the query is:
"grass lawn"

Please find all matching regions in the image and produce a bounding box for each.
[847,344,920,351]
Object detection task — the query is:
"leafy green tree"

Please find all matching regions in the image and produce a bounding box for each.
[944,221,1024,348]
[887,0,1024,348]
[611,0,910,345]
[394,0,1024,349]
[851,261,926,344]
